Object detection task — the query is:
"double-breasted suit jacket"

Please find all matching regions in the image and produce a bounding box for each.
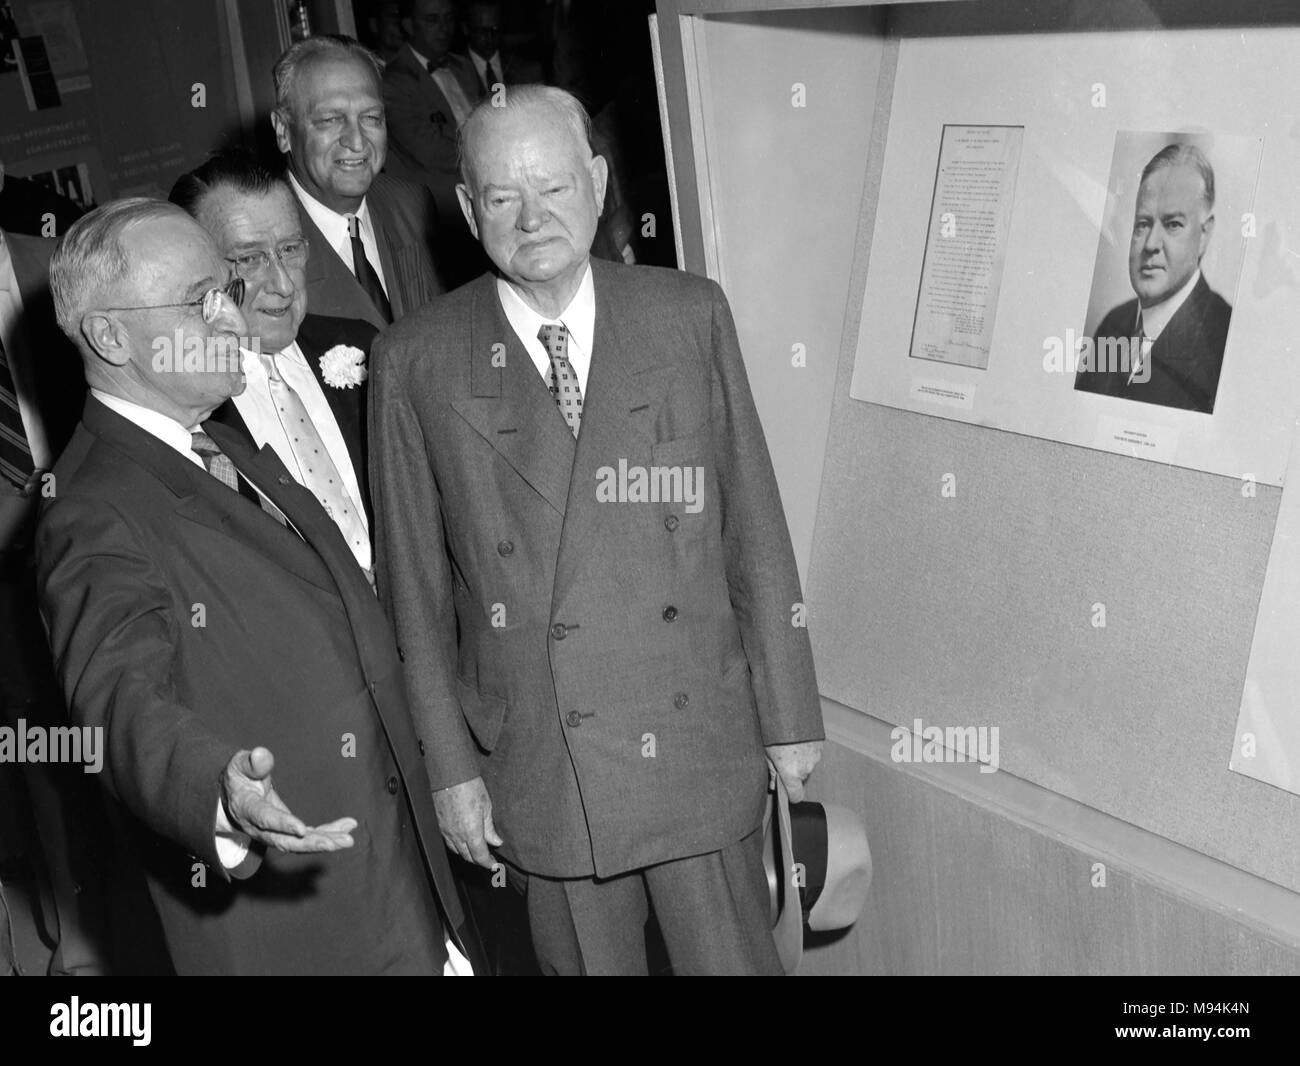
[370,258,824,880]
[36,398,478,974]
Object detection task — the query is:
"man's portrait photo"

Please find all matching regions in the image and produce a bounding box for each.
[1074,131,1258,414]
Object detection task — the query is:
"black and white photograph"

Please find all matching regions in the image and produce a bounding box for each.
[0,0,1296,1044]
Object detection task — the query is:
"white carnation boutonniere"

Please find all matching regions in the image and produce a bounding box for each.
[320,345,368,389]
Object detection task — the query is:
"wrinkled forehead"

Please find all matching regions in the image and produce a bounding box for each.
[199,184,301,244]
[465,104,590,183]
[119,215,224,303]
[288,56,382,116]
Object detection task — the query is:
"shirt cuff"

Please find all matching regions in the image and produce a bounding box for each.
[214,796,252,869]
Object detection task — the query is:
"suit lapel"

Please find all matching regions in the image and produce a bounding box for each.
[366,183,406,320]
[297,197,386,331]
[450,278,576,516]
[82,399,338,596]
[295,318,368,506]
[552,264,662,596]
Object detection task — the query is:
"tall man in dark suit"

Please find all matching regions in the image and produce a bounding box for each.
[171,151,377,575]
[271,35,444,328]
[37,198,477,974]
[1075,143,1233,414]
[371,86,824,975]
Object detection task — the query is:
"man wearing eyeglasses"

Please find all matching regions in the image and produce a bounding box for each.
[170,151,377,580]
[34,198,479,974]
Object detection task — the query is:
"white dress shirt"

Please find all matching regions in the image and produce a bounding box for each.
[85,387,470,975]
[496,263,595,396]
[468,48,502,91]
[408,44,475,126]
[233,341,371,571]
[287,170,389,296]
[0,231,51,469]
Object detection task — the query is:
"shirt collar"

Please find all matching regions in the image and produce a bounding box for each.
[90,388,205,464]
[286,169,371,250]
[496,262,595,354]
[1137,269,1201,341]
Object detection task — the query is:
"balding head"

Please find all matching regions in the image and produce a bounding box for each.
[455,86,606,315]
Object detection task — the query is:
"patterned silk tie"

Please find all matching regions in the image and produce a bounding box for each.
[1128,313,1153,386]
[260,353,369,561]
[482,58,499,95]
[0,331,35,489]
[191,430,288,527]
[538,323,582,437]
[347,214,393,324]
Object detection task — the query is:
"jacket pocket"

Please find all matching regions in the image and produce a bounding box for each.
[456,676,508,753]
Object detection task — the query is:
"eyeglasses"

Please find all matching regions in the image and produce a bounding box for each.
[226,238,310,278]
[104,276,246,325]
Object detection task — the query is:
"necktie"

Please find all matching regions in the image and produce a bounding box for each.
[347,214,393,324]
[0,331,35,489]
[538,323,582,437]
[260,353,369,564]
[1128,313,1153,386]
[191,430,288,526]
[481,58,499,95]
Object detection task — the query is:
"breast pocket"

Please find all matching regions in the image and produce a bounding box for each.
[651,433,712,537]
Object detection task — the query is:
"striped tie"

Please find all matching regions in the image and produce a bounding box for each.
[0,331,35,489]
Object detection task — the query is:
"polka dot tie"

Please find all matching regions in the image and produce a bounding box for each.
[538,323,582,437]
[260,353,369,561]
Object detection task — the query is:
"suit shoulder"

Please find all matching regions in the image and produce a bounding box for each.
[371,172,433,212]
[1093,298,1139,339]
[374,273,486,361]
[597,261,722,315]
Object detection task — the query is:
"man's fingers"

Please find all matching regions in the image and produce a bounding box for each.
[239,797,309,840]
[260,828,355,853]
[782,774,806,804]
[313,817,359,835]
[483,809,504,848]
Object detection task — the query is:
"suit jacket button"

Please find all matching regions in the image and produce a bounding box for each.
[497,539,514,556]
[565,711,582,727]
[418,739,426,756]
[673,692,689,710]
[550,623,567,640]
[662,605,678,622]
[397,647,406,662]
[664,514,679,532]
[386,776,400,795]
[277,475,291,486]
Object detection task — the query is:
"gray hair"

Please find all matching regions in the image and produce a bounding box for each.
[458,84,593,186]
[1141,142,1216,212]
[49,197,185,347]
[273,34,383,117]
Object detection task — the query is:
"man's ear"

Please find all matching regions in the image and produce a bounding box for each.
[590,154,608,214]
[81,312,131,368]
[456,183,479,240]
[270,109,293,156]
[1199,211,1215,259]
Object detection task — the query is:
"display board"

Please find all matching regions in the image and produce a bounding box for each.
[806,0,1300,894]
[848,19,1300,484]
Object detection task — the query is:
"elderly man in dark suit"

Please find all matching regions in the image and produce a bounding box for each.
[1075,143,1233,414]
[271,35,444,327]
[171,150,378,575]
[371,86,824,975]
[36,198,478,975]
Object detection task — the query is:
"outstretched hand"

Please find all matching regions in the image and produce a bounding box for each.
[221,747,357,853]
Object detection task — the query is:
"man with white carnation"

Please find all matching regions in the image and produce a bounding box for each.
[170,150,378,580]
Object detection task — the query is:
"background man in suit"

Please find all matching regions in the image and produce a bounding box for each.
[383,0,488,287]
[37,198,476,974]
[272,35,444,328]
[371,86,824,975]
[171,151,377,577]
[460,1,542,98]
[1075,143,1233,414]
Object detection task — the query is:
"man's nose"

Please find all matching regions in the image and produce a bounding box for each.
[1143,224,1163,253]
[261,258,294,295]
[216,297,248,336]
[340,118,365,152]
[517,192,549,232]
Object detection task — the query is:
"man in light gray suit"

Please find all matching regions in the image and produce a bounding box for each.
[370,86,824,975]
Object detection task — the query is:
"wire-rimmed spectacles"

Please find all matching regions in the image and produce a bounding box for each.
[225,238,311,279]
[103,276,246,324]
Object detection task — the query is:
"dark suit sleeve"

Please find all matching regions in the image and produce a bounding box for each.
[36,495,242,872]
[705,281,824,746]
[369,339,481,790]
